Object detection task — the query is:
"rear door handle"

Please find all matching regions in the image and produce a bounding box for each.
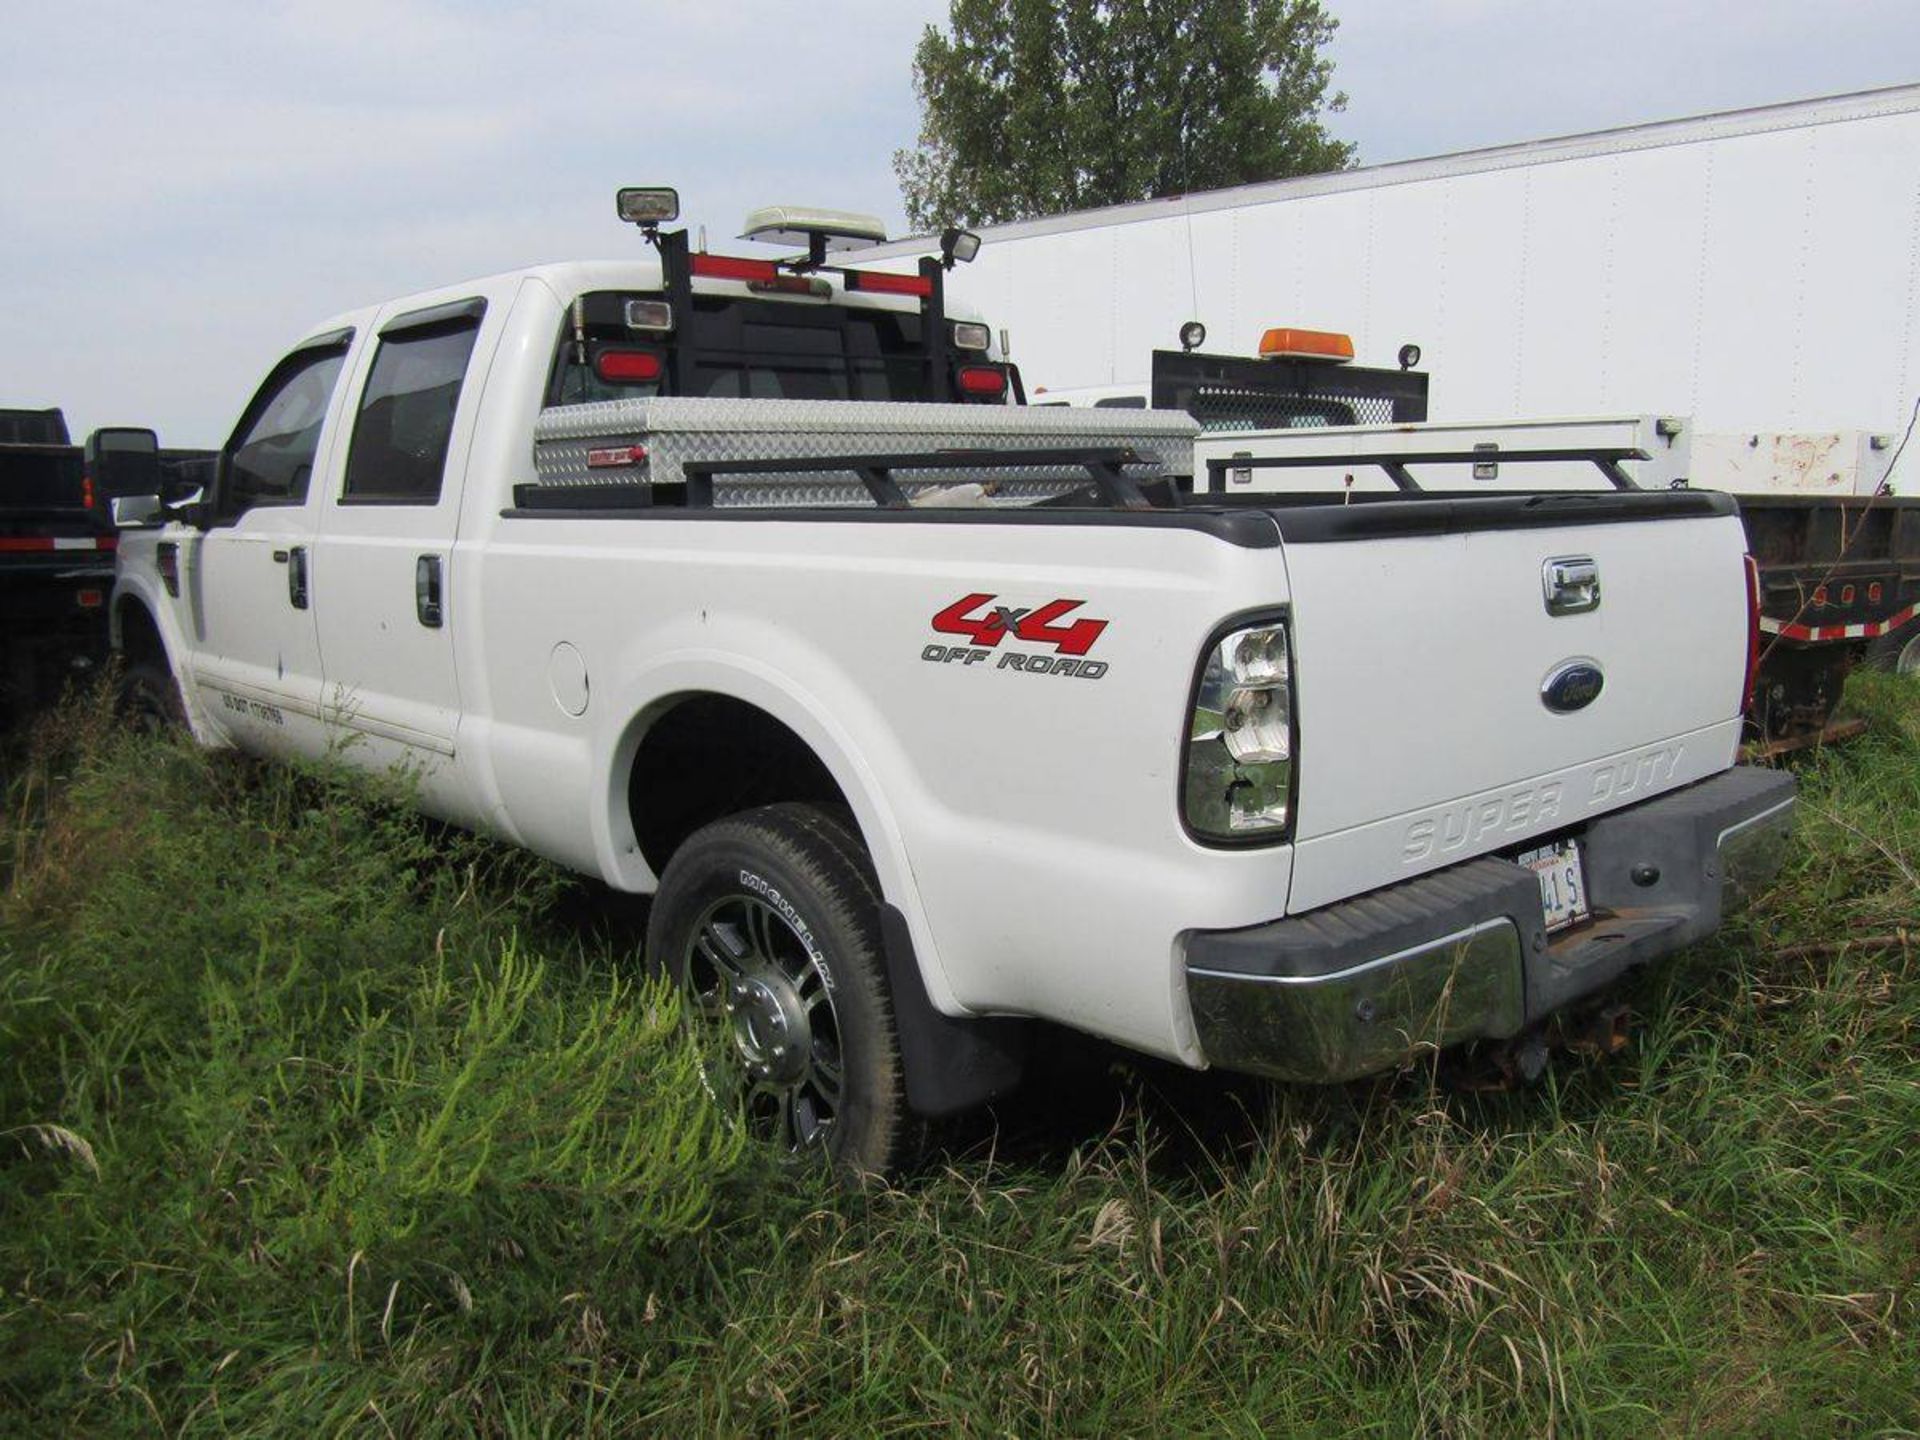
[415,554,443,629]
[1543,555,1600,615]
[287,546,309,609]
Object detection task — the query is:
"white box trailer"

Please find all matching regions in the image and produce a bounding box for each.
[853,83,1920,497]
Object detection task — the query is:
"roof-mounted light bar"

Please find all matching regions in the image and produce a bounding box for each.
[740,204,888,253]
[1258,327,1354,364]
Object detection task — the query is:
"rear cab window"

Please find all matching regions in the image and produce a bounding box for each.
[547,290,932,407]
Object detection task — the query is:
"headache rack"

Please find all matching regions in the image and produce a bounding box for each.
[512,446,1172,512]
[1151,348,1430,431]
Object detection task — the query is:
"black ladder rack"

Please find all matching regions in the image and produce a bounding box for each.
[1201,445,1652,495]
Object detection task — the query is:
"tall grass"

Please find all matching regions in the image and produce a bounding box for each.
[0,703,746,1432]
[2,678,1916,1435]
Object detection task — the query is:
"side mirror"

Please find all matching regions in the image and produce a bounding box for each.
[85,426,162,503]
[109,494,164,528]
[161,457,217,527]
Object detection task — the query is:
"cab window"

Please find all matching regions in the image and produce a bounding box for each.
[220,345,348,515]
[343,310,484,504]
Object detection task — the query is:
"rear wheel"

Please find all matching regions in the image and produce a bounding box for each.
[1864,621,1920,678]
[646,803,919,1178]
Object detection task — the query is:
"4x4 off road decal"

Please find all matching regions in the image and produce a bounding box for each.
[921,592,1111,679]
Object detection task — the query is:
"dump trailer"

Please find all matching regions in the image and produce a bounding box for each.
[0,407,214,723]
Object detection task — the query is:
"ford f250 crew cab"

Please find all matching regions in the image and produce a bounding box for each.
[112,192,1796,1174]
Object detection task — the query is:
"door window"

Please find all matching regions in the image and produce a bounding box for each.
[342,313,483,504]
[222,346,348,515]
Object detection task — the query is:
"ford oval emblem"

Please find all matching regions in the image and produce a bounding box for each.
[1541,659,1605,714]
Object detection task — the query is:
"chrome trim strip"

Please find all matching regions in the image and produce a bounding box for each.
[1716,796,1796,850]
[1188,916,1516,988]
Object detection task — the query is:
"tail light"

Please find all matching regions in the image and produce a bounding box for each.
[1184,618,1294,842]
[956,365,1007,400]
[593,348,663,384]
[1742,553,1763,711]
[81,472,96,510]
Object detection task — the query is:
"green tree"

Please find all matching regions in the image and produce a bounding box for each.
[896,0,1355,231]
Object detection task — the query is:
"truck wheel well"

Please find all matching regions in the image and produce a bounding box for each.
[628,695,851,878]
[116,599,165,670]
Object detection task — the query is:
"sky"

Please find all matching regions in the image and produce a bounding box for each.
[2,1,1916,446]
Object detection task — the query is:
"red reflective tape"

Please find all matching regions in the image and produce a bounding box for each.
[1761,597,1920,643]
[0,535,110,552]
[848,269,933,298]
[690,253,779,283]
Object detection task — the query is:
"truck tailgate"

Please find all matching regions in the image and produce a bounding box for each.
[1276,493,1751,913]
[1,447,91,531]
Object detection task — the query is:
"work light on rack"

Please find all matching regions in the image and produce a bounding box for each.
[615,187,681,247]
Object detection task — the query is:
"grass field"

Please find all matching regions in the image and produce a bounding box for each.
[2,679,1916,1436]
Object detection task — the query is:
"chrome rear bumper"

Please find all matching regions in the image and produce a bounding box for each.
[1185,766,1796,1084]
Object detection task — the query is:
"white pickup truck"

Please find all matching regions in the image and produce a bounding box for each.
[113,195,1795,1174]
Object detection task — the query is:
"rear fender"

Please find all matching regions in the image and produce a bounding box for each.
[590,649,964,1017]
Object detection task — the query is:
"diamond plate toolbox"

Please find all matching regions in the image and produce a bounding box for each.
[532,396,1198,507]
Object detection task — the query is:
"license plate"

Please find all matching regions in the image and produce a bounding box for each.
[1516,839,1590,933]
